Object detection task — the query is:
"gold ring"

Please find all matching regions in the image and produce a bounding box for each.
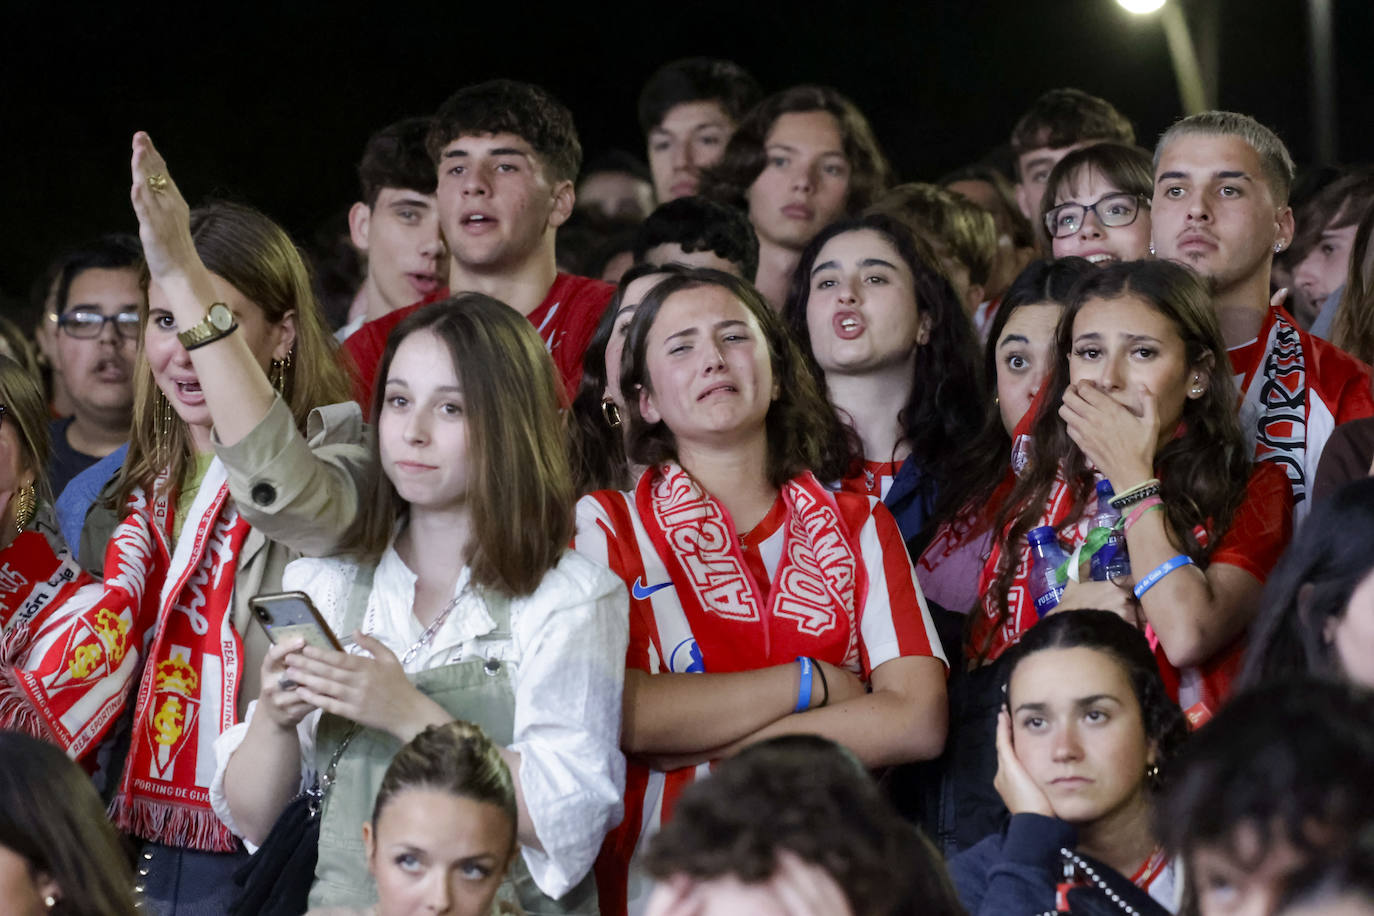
[146,173,169,193]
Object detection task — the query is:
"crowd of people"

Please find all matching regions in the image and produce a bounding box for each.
[2,57,1374,916]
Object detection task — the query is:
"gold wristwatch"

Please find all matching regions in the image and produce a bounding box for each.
[177,302,237,350]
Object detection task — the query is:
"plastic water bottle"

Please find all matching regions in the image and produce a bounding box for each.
[1090,481,1131,582]
[1028,525,1069,617]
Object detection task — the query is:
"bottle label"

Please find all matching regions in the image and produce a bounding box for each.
[1034,585,1066,617]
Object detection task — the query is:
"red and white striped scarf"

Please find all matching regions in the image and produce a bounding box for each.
[639,462,861,673]
[2,461,250,851]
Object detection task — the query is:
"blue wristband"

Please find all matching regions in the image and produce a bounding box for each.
[1133,554,1196,600]
[794,656,813,713]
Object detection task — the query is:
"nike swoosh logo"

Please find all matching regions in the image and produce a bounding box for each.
[631,577,674,600]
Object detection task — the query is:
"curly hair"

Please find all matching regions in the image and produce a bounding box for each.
[357,116,437,206]
[982,260,1251,660]
[1001,610,1190,790]
[426,79,581,185]
[701,85,891,216]
[643,735,965,916]
[781,214,984,530]
[620,269,858,487]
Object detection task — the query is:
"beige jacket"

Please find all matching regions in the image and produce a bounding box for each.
[80,397,371,716]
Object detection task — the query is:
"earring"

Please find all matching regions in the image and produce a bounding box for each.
[601,398,622,429]
[1274,241,1285,253]
[12,485,35,531]
[1145,761,1160,783]
[1148,244,1156,256]
[270,349,292,396]
[43,895,55,909]
[153,390,174,443]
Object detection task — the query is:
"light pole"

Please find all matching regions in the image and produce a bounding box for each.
[1307,0,1337,163]
[1115,0,1212,115]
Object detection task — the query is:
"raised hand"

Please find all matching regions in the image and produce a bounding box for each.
[129,131,202,285]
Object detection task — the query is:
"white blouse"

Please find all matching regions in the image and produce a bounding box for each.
[209,544,629,899]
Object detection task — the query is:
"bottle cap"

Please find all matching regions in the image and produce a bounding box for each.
[1027,525,1059,547]
[1096,479,1115,499]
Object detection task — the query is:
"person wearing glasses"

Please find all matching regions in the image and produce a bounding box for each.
[39,235,143,497]
[1040,143,1153,266]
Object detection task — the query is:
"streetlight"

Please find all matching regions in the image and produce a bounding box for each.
[1115,0,1210,114]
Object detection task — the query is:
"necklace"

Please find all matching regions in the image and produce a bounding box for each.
[402,582,471,667]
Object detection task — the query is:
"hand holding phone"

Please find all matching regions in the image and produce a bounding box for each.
[249,591,343,652]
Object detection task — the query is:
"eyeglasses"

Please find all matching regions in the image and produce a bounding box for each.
[54,311,141,340]
[1044,193,1147,239]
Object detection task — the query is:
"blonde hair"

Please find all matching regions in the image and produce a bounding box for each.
[116,202,350,506]
[0,358,52,502]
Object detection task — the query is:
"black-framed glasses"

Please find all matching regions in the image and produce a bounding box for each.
[54,311,141,340]
[1044,192,1147,239]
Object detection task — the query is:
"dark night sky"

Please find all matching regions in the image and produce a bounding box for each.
[5,0,1372,312]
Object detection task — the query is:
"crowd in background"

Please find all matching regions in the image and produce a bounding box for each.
[2,57,1374,916]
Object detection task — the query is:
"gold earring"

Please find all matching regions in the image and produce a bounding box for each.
[153,390,174,443]
[12,485,35,531]
[269,358,284,394]
[601,398,622,429]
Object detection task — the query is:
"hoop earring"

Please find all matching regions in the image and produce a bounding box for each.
[12,485,35,531]
[601,398,622,429]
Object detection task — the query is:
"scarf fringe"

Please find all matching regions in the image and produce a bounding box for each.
[0,622,52,742]
[112,793,237,853]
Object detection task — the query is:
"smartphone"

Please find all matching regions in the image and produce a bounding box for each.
[249,591,344,652]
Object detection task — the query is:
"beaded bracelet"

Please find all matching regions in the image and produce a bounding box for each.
[1133,554,1196,600]
[1111,479,1162,510]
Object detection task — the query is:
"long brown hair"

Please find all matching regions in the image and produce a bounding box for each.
[349,295,574,597]
[1331,201,1374,365]
[117,202,350,506]
[982,260,1251,659]
[620,270,858,488]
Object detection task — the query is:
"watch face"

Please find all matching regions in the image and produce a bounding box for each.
[209,303,234,331]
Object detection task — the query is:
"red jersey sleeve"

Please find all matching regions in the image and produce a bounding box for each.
[573,491,653,673]
[836,494,948,678]
[1208,461,1294,584]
